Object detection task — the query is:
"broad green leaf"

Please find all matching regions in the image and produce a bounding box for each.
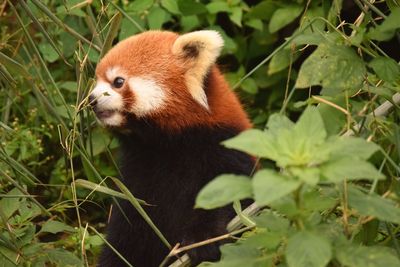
[161,0,180,14]
[318,99,346,135]
[181,15,200,32]
[327,137,380,160]
[38,43,59,63]
[294,106,327,145]
[40,220,76,234]
[241,78,258,94]
[266,113,294,134]
[303,189,337,212]
[0,188,22,219]
[286,231,332,267]
[119,16,144,40]
[253,169,301,206]
[196,174,252,209]
[229,7,242,27]
[47,249,83,266]
[348,187,400,223]
[295,43,366,91]
[368,7,400,41]
[269,5,303,33]
[241,230,282,250]
[0,246,18,265]
[369,56,400,83]
[17,225,36,247]
[336,244,400,267]
[273,106,329,167]
[245,19,263,30]
[127,0,154,13]
[268,48,297,75]
[253,210,290,233]
[178,0,207,16]
[248,1,276,20]
[290,32,325,46]
[200,243,273,267]
[320,158,384,182]
[147,7,170,29]
[290,167,320,186]
[206,2,230,14]
[222,129,276,159]
[300,7,325,33]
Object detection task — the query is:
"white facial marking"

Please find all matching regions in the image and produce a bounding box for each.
[91,80,124,111]
[128,77,166,117]
[102,113,124,126]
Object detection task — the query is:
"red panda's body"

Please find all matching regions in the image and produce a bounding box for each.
[91,31,254,266]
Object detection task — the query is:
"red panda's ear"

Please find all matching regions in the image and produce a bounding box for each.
[172,30,224,110]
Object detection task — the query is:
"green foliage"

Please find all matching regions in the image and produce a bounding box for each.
[1,0,400,266]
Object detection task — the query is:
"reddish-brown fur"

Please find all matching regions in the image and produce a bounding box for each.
[95,31,251,132]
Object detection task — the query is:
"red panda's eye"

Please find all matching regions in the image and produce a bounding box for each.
[113,77,125,88]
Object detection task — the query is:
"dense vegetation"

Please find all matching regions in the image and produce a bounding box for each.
[1,0,400,266]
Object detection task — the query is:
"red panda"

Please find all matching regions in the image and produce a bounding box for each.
[90,30,254,267]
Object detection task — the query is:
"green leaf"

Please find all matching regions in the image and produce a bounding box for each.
[320,158,384,182]
[180,15,200,31]
[119,15,145,40]
[241,78,258,94]
[38,43,59,63]
[295,43,366,91]
[327,137,380,160]
[290,32,327,46]
[245,19,263,31]
[222,129,276,159]
[336,244,400,267]
[147,7,170,29]
[248,1,276,20]
[253,210,290,233]
[0,188,22,219]
[196,174,252,209]
[268,48,297,75]
[161,0,180,14]
[286,231,332,267]
[290,167,320,186]
[47,249,83,266]
[318,98,346,135]
[266,113,294,134]
[206,2,230,14]
[294,106,327,145]
[177,0,207,16]
[273,106,329,167]
[200,243,272,267]
[241,230,282,250]
[303,189,337,212]
[348,187,400,223]
[269,5,303,33]
[369,56,400,83]
[0,246,18,265]
[229,7,242,27]
[368,7,400,41]
[253,169,301,206]
[40,220,76,234]
[127,0,154,13]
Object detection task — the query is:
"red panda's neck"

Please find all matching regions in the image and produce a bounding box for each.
[205,66,252,130]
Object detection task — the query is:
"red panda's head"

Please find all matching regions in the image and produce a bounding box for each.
[90,30,250,133]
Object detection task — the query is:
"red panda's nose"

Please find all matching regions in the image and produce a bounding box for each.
[88,94,97,107]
